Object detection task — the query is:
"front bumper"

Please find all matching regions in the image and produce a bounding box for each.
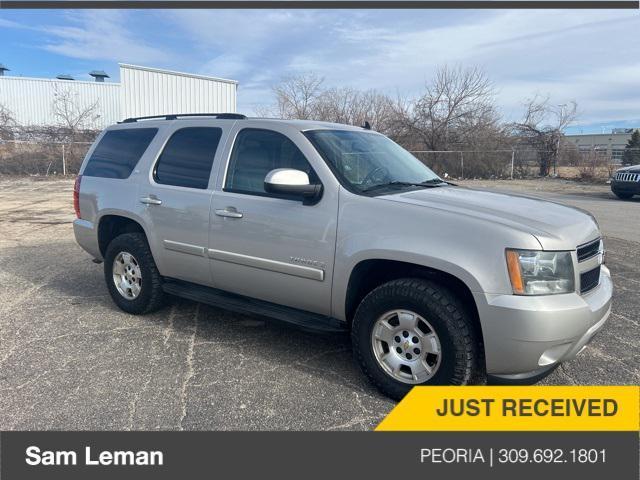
[474,265,612,376]
[611,180,640,195]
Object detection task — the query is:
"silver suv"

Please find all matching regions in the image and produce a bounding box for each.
[73,113,612,399]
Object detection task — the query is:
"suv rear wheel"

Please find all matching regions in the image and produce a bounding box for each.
[352,278,483,400]
[104,233,165,314]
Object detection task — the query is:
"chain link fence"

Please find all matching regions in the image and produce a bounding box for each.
[0,140,92,176]
[0,138,635,181]
[411,148,630,181]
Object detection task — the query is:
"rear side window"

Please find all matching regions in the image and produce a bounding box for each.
[153,127,222,189]
[83,128,158,179]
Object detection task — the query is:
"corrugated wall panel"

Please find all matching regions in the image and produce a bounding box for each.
[119,64,238,120]
[0,77,121,128]
[0,65,238,128]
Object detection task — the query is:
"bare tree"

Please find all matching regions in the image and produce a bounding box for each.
[51,85,101,141]
[50,86,101,172]
[314,87,401,134]
[271,72,325,119]
[401,66,501,151]
[511,95,577,176]
[264,73,405,135]
[0,104,17,141]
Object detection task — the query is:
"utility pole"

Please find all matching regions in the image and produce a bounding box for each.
[555,104,567,177]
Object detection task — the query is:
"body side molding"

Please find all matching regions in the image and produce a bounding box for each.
[207,248,325,281]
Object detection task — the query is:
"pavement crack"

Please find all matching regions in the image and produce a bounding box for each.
[611,312,639,328]
[178,304,199,431]
[162,304,177,347]
[558,363,577,385]
[127,376,151,431]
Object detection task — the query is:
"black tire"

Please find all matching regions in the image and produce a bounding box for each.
[352,278,484,400]
[612,190,634,200]
[104,232,165,314]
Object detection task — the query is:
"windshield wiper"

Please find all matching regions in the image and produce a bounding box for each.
[362,179,448,193]
[422,178,457,186]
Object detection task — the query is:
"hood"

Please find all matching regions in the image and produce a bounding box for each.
[617,164,640,174]
[379,186,599,250]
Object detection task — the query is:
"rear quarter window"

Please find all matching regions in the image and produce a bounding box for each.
[83,128,158,179]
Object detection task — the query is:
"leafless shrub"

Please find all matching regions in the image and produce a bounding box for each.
[511,95,578,176]
[576,150,612,182]
[0,104,18,141]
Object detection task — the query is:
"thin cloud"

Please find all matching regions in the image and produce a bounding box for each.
[38,11,173,65]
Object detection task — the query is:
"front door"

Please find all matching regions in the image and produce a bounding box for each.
[209,125,338,316]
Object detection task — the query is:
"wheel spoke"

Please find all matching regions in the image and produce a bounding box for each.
[380,352,404,374]
[411,359,433,383]
[373,321,395,344]
[119,279,130,294]
[113,262,125,275]
[397,311,417,330]
[422,333,440,355]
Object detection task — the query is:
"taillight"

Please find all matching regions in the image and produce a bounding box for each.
[73,175,82,218]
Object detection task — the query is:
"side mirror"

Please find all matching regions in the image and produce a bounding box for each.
[264,169,322,203]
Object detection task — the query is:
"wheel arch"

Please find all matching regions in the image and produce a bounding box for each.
[97,212,150,258]
[343,258,485,357]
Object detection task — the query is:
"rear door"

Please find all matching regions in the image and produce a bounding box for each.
[137,121,233,286]
[208,122,339,315]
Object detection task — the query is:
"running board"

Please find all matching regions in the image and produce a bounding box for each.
[162,280,348,334]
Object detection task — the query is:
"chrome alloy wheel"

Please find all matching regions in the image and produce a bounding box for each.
[112,252,142,300]
[371,309,442,384]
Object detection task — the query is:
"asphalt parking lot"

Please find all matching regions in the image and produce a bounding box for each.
[0,177,638,431]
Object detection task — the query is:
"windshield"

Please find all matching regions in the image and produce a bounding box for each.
[304,129,442,193]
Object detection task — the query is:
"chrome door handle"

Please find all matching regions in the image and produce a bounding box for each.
[215,208,243,219]
[140,196,162,205]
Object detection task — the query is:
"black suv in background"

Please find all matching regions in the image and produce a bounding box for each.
[611,165,640,199]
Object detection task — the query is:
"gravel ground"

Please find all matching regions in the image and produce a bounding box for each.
[0,177,638,431]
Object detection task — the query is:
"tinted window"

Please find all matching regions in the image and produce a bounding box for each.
[84,128,158,179]
[225,129,316,195]
[154,127,222,189]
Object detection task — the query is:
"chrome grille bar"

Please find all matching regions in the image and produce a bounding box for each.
[577,238,601,263]
[615,172,640,182]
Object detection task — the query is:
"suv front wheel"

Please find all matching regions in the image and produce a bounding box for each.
[104,232,165,314]
[352,278,483,400]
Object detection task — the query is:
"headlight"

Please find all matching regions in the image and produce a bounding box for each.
[506,249,575,295]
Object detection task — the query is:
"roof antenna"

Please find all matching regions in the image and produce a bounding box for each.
[362,121,371,130]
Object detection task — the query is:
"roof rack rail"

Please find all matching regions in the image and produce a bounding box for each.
[120,113,247,123]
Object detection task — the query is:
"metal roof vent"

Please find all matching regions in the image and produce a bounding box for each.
[56,74,75,81]
[0,64,9,76]
[89,70,109,82]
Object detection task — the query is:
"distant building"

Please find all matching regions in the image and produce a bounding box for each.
[0,63,238,129]
[565,129,638,164]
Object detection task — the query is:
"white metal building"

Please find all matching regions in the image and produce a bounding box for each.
[119,64,237,120]
[0,63,238,129]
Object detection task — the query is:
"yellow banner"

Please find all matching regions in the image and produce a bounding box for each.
[376,386,640,431]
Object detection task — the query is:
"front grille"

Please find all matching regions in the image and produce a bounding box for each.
[580,266,601,294]
[614,172,640,182]
[577,238,601,262]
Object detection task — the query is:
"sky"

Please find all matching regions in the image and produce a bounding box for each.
[0,9,638,133]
